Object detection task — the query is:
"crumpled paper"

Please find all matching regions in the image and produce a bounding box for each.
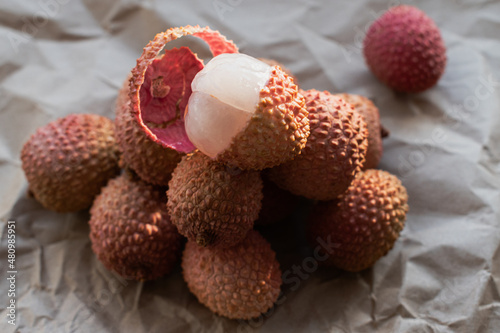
[1,0,499,332]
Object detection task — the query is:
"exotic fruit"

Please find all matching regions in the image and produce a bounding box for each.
[21,114,120,212]
[129,25,238,156]
[167,151,263,248]
[185,53,310,170]
[363,5,447,93]
[268,89,368,201]
[89,172,183,281]
[335,93,384,169]
[307,169,409,272]
[182,230,282,320]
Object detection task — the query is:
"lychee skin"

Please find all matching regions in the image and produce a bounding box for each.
[115,78,183,186]
[268,89,368,201]
[215,66,310,170]
[89,172,183,281]
[363,5,447,93]
[182,230,282,320]
[335,93,383,169]
[307,170,409,272]
[167,151,263,248]
[258,58,297,83]
[21,114,120,212]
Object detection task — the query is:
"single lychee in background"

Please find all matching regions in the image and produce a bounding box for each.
[363,5,447,93]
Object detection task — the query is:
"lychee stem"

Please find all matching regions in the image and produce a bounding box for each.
[151,76,170,98]
[381,126,390,138]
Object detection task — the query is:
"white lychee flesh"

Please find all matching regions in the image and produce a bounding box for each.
[185,53,272,158]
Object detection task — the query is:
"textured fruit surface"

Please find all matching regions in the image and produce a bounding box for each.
[182,230,282,320]
[335,93,383,169]
[268,89,368,201]
[258,58,297,83]
[167,151,262,248]
[129,25,238,151]
[21,114,120,212]
[89,172,183,281]
[116,70,183,186]
[256,177,300,225]
[215,65,310,170]
[363,5,446,93]
[307,169,409,272]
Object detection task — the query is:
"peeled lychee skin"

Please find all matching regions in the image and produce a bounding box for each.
[89,172,183,281]
[268,89,368,201]
[115,79,183,186]
[167,151,263,248]
[182,230,282,320]
[307,170,409,272]
[21,114,120,212]
[335,93,383,169]
[215,66,310,170]
[363,5,446,93]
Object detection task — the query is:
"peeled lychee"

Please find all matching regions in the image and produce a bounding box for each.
[167,151,263,248]
[268,89,368,201]
[363,5,447,93]
[129,25,238,154]
[21,114,120,212]
[335,93,384,169]
[307,169,409,272]
[89,172,183,281]
[185,53,310,170]
[182,230,282,320]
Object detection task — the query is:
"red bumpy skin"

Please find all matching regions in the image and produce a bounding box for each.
[268,89,368,201]
[21,114,120,212]
[335,93,383,169]
[182,230,282,320]
[89,172,183,281]
[363,5,447,93]
[307,170,409,272]
[167,151,262,248]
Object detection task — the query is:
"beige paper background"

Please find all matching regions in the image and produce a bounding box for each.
[1,0,499,332]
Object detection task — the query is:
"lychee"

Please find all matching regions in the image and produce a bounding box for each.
[185,53,310,170]
[129,25,238,155]
[307,169,409,272]
[21,114,120,212]
[167,151,262,248]
[89,172,183,281]
[114,47,202,186]
[182,230,282,320]
[363,5,447,93]
[335,93,384,169]
[268,89,368,201]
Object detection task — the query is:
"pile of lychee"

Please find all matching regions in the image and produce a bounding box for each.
[20,6,446,321]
